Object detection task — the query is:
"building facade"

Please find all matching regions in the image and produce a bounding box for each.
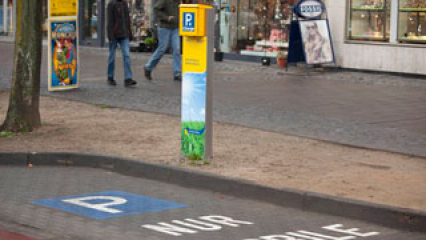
[326,0,426,75]
[1,0,425,75]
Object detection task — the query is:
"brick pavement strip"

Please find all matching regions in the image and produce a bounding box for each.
[0,229,35,240]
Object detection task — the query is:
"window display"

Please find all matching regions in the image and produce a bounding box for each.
[219,0,295,57]
[348,0,391,41]
[398,0,426,43]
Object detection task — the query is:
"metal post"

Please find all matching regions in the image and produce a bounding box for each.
[389,0,398,43]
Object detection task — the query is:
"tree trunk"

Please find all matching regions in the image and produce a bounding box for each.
[1,0,42,132]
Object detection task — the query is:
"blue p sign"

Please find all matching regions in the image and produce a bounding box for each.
[183,12,195,32]
[33,191,187,220]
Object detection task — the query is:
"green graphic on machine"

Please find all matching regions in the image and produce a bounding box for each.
[181,72,207,160]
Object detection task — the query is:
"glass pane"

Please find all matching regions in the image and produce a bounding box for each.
[83,0,98,40]
[0,1,3,34]
[348,0,391,41]
[234,0,293,57]
[43,0,48,38]
[398,0,426,43]
[128,0,150,42]
[6,0,12,35]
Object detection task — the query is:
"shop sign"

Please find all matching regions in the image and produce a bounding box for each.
[49,0,78,17]
[296,0,325,19]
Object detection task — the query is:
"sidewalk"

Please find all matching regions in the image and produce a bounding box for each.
[1,42,425,158]
[0,41,425,212]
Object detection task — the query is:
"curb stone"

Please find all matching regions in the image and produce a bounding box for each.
[0,152,425,233]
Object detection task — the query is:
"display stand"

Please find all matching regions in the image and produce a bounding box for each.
[286,0,337,75]
[47,0,80,91]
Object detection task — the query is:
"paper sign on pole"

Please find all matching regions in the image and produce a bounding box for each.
[50,0,78,17]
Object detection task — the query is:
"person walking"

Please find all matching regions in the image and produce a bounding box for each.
[107,0,137,86]
[144,0,182,81]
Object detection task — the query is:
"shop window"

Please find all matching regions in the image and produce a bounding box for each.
[398,0,426,43]
[347,0,391,41]
[219,0,294,57]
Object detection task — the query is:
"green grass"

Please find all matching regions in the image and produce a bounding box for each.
[181,121,205,160]
[0,131,13,137]
[95,104,113,109]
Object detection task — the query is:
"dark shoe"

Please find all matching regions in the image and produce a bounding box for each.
[144,66,152,80]
[173,74,182,81]
[107,77,117,86]
[124,79,137,87]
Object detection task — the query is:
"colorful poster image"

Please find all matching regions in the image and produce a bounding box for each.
[299,20,334,65]
[181,72,207,160]
[49,19,79,91]
[50,0,78,17]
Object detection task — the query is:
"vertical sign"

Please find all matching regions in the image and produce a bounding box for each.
[180,5,214,162]
[48,0,79,91]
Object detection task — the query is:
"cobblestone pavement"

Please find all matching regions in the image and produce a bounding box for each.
[0,42,425,157]
[0,166,425,240]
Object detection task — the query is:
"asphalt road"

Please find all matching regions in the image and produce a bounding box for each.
[0,165,424,240]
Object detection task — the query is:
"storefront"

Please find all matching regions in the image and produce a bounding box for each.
[326,0,426,75]
[217,0,297,59]
[3,0,154,47]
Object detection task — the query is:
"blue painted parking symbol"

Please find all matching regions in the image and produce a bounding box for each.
[33,191,187,220]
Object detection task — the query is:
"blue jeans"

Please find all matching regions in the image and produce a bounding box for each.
[145,28,181,76]
[108,38,133,80]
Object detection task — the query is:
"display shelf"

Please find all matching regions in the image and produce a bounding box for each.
[255,40,289,48]
[399,36,426,43]
[240,50,279,57]
[399,8,426,12]
[350,35,389,41]
[351,7,385,11]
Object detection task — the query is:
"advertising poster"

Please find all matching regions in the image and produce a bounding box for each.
[50,0,78,17]
[48,19,79,91]
[181,36,208,160]
[299,20,333,64]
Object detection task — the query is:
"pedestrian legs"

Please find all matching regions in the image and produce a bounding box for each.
[145,28,171,72]
[107,40,118,79]
[171,28,182,76]
[119,38,133,80]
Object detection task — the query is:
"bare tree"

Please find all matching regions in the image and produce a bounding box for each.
[1,0,43,132]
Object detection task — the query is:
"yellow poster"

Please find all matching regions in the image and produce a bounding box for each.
[50,0,78,17]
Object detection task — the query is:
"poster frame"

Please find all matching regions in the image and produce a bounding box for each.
[48,17,80,91]
[299,19,334,65]
[286,0,337,74]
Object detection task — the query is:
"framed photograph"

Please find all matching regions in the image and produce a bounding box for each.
[299,20,334,65]
[48,18,79,91]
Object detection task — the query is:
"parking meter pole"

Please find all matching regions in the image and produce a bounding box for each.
[180,5,214,162]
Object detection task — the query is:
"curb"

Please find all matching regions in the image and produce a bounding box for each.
[1,152,425,233]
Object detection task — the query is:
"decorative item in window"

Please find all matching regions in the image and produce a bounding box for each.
[347,0,391,41]
[398,0,426,43]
